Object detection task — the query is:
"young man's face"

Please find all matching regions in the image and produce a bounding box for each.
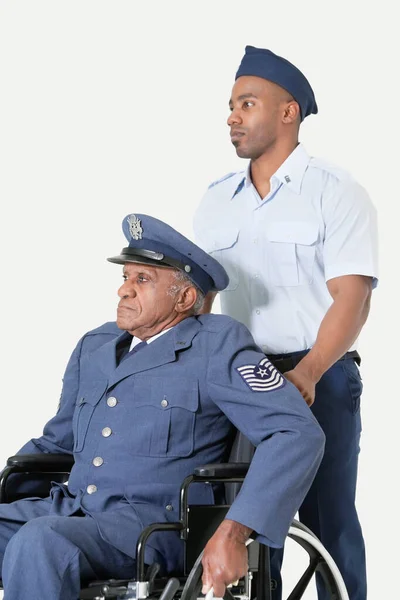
[227,76,293,159]
[117,262,181,339]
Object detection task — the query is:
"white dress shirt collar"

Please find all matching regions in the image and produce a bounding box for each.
[244,143,311,196]
[129,328,173,351]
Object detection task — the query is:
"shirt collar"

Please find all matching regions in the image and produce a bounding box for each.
[129,327,173,351]
[231,143,311,198]
[274,143,310,194]
[244,163,252,188]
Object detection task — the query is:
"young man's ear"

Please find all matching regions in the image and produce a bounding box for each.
[283,101,301,124]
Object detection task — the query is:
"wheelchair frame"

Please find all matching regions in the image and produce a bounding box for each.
[0,454,349,600]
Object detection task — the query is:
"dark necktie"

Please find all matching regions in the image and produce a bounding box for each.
[118,340,147,365]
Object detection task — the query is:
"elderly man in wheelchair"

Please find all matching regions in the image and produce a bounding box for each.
[0,214,347,600]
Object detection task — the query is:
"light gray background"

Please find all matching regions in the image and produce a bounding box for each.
[0,1,397,597]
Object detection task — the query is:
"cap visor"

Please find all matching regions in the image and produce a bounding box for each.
[107,254,174,269]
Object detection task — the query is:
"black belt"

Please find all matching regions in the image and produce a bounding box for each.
[267,350,361,374]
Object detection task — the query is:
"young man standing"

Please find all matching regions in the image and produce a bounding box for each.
[194,45,378,600]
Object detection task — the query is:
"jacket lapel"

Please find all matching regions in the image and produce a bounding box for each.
[108,317,202,387]
[84,331,126,379]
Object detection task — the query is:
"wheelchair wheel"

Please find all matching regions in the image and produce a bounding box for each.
[180,519,349,600]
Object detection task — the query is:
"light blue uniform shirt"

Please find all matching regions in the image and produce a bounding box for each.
[193,144,378,355]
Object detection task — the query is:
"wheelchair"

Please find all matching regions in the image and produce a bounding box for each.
[0,445,349,600]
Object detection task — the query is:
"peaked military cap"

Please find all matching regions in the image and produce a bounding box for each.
[107,213,229,295]
[235,45,318,121]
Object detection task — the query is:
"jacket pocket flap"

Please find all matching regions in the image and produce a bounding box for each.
[133,377,199,412]
[203,228,240,252]
[77,381,108,406]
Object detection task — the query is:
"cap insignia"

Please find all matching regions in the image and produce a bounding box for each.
[127,214,143,240]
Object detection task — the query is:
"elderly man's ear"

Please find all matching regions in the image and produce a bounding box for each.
[175,286,199,314]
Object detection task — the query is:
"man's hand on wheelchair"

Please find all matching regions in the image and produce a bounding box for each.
[201,519,252,597]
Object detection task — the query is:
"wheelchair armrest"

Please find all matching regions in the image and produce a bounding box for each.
[194,462,250,478]
[0,454,74,504]
[6,453,74,472]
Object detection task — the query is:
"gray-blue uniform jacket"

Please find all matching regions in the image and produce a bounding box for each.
[16,314,325,572]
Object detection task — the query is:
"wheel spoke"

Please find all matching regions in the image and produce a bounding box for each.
[286,558,320,600]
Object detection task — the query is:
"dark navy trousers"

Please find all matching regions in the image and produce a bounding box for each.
[270,356,366,600]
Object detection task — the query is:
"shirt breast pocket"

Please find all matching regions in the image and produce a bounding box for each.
[266,222,319,286]
[73,382,107,452]
[124,376,199,457]
[203,228,240,291]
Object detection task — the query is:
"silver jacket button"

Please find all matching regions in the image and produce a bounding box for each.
[87,484,97,494]
[102,427,112,437]
[107,397,118,407]
[93,457,104,467]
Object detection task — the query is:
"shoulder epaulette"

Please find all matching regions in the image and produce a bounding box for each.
[207,172,237,189]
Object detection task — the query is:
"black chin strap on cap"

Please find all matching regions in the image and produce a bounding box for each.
[108,247,193,273]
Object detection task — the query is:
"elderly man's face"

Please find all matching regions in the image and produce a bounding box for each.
[117,262,184,340]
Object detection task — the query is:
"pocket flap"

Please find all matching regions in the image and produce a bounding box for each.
[266,222,319,245]
[203,228,240,252]
[77,381,108,406]
[133,377,199,412]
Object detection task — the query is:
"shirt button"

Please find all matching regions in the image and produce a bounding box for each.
[102,427,112,437]
[93,456,104,467]
[256,309,260,315]
[87,484,97,494]
[254,274,259,279]
[165,504,173,511]
[161,399,168,408]
[253,238,258,244]
[107,397,118,407]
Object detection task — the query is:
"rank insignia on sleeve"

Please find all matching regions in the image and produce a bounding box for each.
[236,357,286,392]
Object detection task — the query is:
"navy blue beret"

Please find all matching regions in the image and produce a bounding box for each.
[235,46,318,121]
[107,213,229,295]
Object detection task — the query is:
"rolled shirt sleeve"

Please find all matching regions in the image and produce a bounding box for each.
[322,180,378,287]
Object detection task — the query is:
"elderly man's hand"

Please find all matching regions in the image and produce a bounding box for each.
[201,519,252,597]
